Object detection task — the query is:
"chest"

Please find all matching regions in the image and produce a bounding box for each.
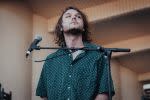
[46,52,100,79]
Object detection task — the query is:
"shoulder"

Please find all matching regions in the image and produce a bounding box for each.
[84,42,100,48]
[84,42,103,54]
[45,49,62,60]
[84,42,104,58]
[44,49,64,64]
[43,49,62,67]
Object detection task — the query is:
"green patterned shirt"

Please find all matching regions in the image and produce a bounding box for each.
[36,42,115,100]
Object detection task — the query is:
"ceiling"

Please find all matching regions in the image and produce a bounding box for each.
[27,0,115,18]
[24,0,150,74]
[91,8,150,74]
[91,8,150,45]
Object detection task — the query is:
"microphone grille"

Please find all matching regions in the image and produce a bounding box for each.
[34,35,42,41]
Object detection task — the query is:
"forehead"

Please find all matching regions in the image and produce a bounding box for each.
[63,9,81,15]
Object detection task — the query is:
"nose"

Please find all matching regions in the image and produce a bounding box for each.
[72,15,77,21]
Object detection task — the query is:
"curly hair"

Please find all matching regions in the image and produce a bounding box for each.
[54,6,92,47]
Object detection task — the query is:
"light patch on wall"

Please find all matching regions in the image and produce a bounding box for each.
[143,84,150,90]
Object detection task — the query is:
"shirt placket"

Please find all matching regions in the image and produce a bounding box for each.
[66,51,86,100]
[66,53,73,100]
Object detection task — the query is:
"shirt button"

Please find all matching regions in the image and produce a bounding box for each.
[69,75,71,78]
[67,98,70,100]
[69,54,71,56]
[68,86,71,89]
[70,64,72,67]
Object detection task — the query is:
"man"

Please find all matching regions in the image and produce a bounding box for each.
[36,6,115,100]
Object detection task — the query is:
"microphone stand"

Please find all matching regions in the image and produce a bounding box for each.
[32,45,131,100]
[103,49,115,100]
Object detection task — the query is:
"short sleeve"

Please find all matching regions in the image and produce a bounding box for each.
[36,63,47,98]
[98,53,115,96]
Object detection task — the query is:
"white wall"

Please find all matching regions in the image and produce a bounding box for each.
[32,14,56,100]
[120,66,141,100]
[111,59,121,100]
[0,1,32,100]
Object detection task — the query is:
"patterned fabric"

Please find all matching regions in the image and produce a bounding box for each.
[36,42,115,100]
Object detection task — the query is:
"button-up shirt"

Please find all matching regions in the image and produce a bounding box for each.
[36,42,115,100]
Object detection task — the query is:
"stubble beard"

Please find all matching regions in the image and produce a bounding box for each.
[64,28,84,36]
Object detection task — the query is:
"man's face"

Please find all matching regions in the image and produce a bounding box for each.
[62,9,84,32]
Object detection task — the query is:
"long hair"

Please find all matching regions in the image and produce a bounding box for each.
[54,6,91,47]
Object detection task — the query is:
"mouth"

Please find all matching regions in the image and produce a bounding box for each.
[71,22,78,25]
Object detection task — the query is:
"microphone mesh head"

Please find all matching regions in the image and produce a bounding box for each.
[34,35,42,41]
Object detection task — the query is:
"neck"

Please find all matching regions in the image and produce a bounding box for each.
[64,34,84,48]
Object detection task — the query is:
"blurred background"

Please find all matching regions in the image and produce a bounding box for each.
[0,0,150,100]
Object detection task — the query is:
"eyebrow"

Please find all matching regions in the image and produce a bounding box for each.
[64,12,81,16]
[64,13,71,15]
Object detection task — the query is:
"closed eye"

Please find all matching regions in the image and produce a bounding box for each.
[65,15,71,18]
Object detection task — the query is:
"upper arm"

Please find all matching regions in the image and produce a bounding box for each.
[36,63,48,97]
[97,53,115,96]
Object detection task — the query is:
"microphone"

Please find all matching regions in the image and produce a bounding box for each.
[26,35,42,58]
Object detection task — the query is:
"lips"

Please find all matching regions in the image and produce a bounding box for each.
[71,21,78,24]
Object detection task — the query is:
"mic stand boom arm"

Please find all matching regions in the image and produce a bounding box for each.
[34,46,130,52]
